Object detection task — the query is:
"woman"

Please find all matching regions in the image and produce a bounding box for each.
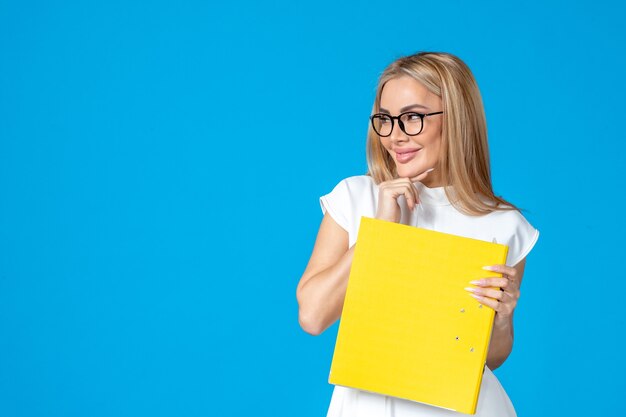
[296,52,539,416]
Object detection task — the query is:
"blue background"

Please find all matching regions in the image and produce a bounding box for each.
[1,1,624,416]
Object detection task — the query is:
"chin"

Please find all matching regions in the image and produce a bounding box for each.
[396,164,423,179]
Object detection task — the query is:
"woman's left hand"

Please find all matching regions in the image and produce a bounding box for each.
[465,264,520,320]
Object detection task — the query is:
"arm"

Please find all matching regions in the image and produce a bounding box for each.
[486,314,514,370]
[296,174,428,336]
[484,257,527,370]
[296,212,353,336]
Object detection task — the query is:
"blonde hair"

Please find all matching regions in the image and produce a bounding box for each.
[365,51,522,216]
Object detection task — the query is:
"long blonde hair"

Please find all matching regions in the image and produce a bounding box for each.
[366,51,522,216]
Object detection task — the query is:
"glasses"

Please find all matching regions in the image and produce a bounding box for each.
[370,111,444,137]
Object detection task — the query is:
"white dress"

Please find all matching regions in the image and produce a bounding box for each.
[319,175,540,417]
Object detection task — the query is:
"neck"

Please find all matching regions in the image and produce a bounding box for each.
[419,171,448,188]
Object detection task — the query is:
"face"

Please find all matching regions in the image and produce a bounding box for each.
[377,75,444,187]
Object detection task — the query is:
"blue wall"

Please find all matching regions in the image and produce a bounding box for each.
[1,1,624,416]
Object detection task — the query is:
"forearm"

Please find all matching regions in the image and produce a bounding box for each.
[297,245,355,335]
[486,314,514,370]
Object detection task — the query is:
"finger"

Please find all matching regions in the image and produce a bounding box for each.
[394,177,420,205]
[410,167,435,183]
[465,286,505,300]
[479,292,516,318]
[387,183,419,209]
[482,264,517,277]
[469,277,512,289]
[469,291,516,317]
[468,292,500,311]
[404,178,420,208]
[404,189,417,210]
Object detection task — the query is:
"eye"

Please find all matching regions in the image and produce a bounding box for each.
[376,115,391,124]
[406,113,421,121]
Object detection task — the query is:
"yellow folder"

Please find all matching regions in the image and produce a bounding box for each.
[328,216,509,415]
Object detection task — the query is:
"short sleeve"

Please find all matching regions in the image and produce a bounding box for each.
[319,179,351,233]
[506,211,540,267]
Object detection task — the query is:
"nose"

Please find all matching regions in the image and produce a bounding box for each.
[389,119,408,143]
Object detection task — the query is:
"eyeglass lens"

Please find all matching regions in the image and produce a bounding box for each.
[372,113,423,136]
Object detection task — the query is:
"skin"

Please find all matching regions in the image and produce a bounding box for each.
[377,75,445,189]
[296,75,528,370]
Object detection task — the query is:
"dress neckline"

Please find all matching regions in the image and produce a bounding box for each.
[412,181,453,206]
[366,175,455,207]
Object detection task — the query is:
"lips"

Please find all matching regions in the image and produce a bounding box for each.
[394,148,421,163]
[396,149,420,164]
[393,148,421,154]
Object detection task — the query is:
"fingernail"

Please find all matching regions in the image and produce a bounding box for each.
[464,287,477,293]
[469,280,481,285]
[469,293,482,300]
[482,266,494,271]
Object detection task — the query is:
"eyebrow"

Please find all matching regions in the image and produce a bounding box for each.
[379,104,429,114]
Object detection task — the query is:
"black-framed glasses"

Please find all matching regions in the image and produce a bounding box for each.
[370,111,444,137]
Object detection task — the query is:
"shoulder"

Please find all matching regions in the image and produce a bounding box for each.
[341,174,376,192]
[319,175,375,235]
[324,174,376,196]
[484,206,538,237]
[484,207,540,266]
[320,174,376,211]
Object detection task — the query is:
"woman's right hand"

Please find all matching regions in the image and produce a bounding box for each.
[375,168,435,223]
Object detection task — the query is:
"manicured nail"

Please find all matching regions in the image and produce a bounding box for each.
[469,293,482,300]
[482,266,495,271]
[469,280,481,285]
[464,287,477,293]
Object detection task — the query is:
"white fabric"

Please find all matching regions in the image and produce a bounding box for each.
[326,368,517,417]
[319,175,539,267]
[319,175,540,417]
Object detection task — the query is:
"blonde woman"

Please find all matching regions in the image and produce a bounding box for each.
[296,52,540,416]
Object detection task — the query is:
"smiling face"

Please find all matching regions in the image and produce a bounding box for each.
[378,75,445,187]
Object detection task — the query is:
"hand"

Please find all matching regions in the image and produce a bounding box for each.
[465,264,520,319]
[375,168,434,223]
